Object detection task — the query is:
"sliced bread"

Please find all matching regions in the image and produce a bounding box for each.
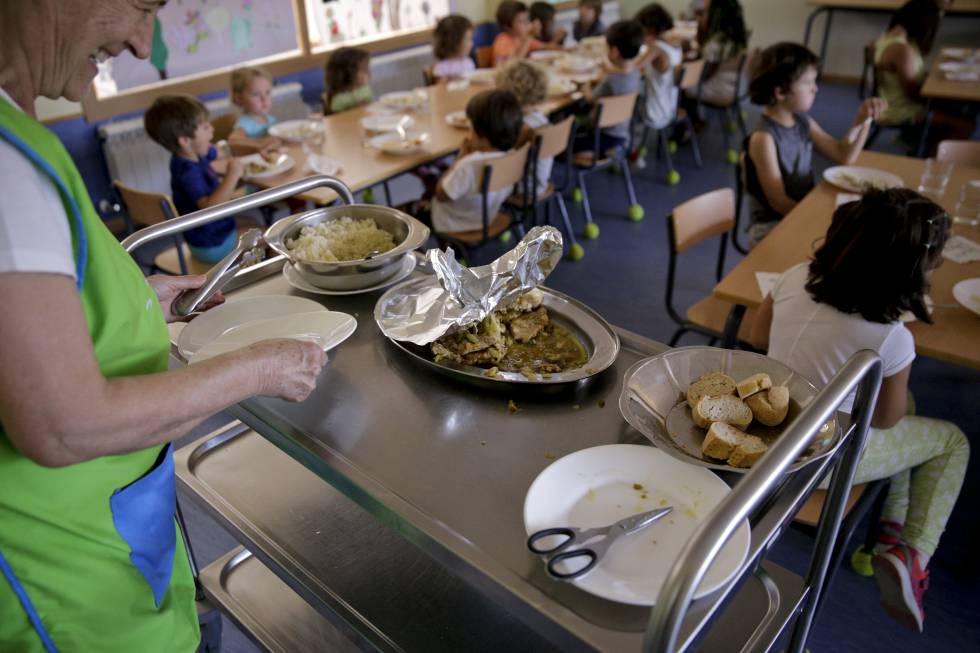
[745,386,790,426]
[693,394,753,429]
[736,372,773,399]
[686,372,737,409]
[702,422,748,460]
[728,435,768,468]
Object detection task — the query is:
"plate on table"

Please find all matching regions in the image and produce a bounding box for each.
[177,295,356,363]
[560,55,594,73]
[283,253,417,296]
[523,444,751,605]
[952,278,980,316]
[941,47,976,60]
[268,119,324,143]
[360,114,416,133]
[305,153,341,176]
[379,90,427,110]
[823,166,904,193]
[369,131,430,155]
[445,110,470,129]
[547,78,577,97]
[530,50,565,63]
[465,68,497,85]
[241,153,295,180]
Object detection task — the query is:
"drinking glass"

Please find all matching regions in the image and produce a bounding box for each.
[952,180,980,227]
[917,158,954,201]
[301,119,325,158]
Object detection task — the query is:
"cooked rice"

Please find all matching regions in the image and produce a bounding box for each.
[286,217,396,262]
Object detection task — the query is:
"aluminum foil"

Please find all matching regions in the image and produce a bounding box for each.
[376,226,563,345]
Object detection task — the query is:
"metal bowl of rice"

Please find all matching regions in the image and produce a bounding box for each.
[264,204,430,290]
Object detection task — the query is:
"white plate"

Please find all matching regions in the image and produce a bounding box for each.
[268,119,324,143]
[945,70,980,82]
[823,166,905,193]
[547,79,577,97]
[465,69,497,85]
[360,114,416,133]
[523,444,750,605]
[952,278,980,316]
[177,295,356,362]
[445,110,470,129]
[560,55,594,73]
[305,153,341,176]
[369,131,430,155]
[379,90,427,110]
[530,50,564,62]
[282,253,418,296]
[241,153,295,180]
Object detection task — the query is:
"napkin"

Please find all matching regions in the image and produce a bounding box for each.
[942,235,980,264]
[755,271,781,298]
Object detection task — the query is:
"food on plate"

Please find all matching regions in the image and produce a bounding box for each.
[286,217,395,262]
[692,394,753,429]
[245,161,269,175]
[429,289,587,375]
[261,149,283,164]
[745,386,790,426]
[728,435,768,468]
[735,372,772,399]
[836,171,891,191]
[686,372,737,408]
[702,422,745,460]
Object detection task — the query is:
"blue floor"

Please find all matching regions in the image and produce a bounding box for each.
[173,80,979,652]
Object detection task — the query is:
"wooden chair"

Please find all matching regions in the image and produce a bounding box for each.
[693,49,756,164]
[210,111,239,143]
[572,92,643,237]
[475,45,494,69]
[437,142,531,262]
[937,139,980,167]
[113,181,207,275]
[665,188,756,347]
[508,116,582,260]
[637,59,705,185]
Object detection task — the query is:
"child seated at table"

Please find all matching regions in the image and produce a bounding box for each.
[324,47,372,115]
[634,3,682,132]
[573,0,605,42]
[679,0,746,126]
[431,15,476,82]
[144,94,243,263]
[430,90,524,233]
[530,2,568,48]
[495,60,552,198]
[744,42,886,246]
[573,20,644,154]
[227,67,283,151]
[749,188,968,634]
[492,1,541,66]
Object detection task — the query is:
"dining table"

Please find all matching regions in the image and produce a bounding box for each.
[917,46,980,155]
[713,150,980,370]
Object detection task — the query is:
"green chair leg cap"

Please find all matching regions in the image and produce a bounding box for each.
[568,243,585,261]
[726,149,738,164]
[584,222,600,239]
[725,120,737,133]
[666,170,681,185]
[498,231,513,244]
[638,146,649,158]
[362,188,375,203]
[740,109,748,121]
[667,141,678,154]
[628,204,645,221]
[572,187,584,203]
[851,547,874,577]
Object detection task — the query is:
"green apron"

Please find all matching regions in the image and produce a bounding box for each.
[0,99,199,652]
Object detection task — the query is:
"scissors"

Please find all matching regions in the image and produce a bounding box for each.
[527,507,673,580]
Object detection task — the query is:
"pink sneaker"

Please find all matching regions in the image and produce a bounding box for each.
[872,545,929,632]
[873,520,904,554]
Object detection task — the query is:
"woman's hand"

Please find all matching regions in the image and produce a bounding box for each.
[247,338,328,402]
[147,274,225,323]
[857,97,888,122]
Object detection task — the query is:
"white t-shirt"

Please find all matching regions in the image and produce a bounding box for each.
[767,263,916,414]
[431,149,512,233]
[0,87,77,280]
[642,39,682,129]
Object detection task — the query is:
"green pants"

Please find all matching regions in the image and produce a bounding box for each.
[851,416,970,556]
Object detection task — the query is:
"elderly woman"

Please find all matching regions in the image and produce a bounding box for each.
[0,2,326,650]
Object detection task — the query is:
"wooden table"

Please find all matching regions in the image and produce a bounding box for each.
[713,151,980,370]
[921,48,980,102]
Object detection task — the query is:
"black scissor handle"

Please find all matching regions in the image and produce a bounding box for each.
[527,527,576,554]
[546,548,598,580]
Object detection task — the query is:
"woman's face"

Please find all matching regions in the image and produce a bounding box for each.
[53,0,163,101]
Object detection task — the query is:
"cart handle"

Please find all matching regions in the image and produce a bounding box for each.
[120,175,355,254]
[645,349,883,653]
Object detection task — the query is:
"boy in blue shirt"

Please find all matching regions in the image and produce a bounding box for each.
[144,95,244,263]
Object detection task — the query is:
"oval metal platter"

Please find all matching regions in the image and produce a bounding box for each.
[374,277,620,387]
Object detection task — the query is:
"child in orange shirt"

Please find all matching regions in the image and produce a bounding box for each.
[491,1,541,66]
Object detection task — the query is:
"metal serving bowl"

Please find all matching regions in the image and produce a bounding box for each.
[618,347,841,474]
[264,204,429,291]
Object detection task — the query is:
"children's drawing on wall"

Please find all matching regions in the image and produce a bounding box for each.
[306,0,449,45]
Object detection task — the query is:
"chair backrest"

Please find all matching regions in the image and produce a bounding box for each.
[596,92,639,129]
[669,188,736,254]
[475,46,494,69]
[211,111,239,142]
[483,142,531,193]
[422,63,436,86]
[534,115,575,160]
[936,140,980,167]
[113,180,179,227]
[676,59,705,91]
[859,42,875,99]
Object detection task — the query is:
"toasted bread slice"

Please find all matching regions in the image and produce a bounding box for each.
[746,386,790,426]
[736,373,772,399]
[686,372,737,409]
[702,422,747,460]
[693,394,753,429]
[728,435,768,468]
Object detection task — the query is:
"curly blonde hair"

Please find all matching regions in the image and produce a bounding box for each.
[230,67,273,102]
[494,60,547,107]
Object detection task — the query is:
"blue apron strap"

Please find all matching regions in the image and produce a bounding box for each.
[0,123,87,290]
[0,547,60,653]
